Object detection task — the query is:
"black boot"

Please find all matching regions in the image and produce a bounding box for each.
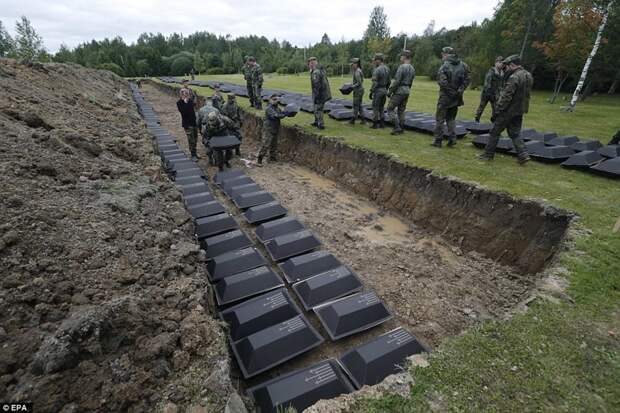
[370,121,378,129]
[391,128,403,136]
[257,155,263,166]
[431,139,442,148]
[348,118,355,125]
[379,120,385,129]
[475,116,480,123]
[360,118,366,125]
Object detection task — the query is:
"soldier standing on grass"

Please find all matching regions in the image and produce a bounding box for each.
[242,56,254,107]
[431,47,471,148]
[176,89,199,161]
[257,95,287,165]
[387,50,415,135]
[369,53,390,129]
[248,57,264,109]
[349,58,365,125]
[222,94,243,156]
[308,57,332,130]
[475,56,504,123]
[479,55,533,165]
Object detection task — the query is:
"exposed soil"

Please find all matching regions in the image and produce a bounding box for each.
[0,61,234,413]
[140,82,538,385]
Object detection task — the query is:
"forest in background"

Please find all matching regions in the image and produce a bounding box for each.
[1,1,620,95]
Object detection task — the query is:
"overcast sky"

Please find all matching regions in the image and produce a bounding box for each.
[1,0,499,53]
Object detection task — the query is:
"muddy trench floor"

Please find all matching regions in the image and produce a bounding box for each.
[140,83,536,387]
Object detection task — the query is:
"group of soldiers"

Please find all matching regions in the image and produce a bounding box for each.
[305,47,534,163]
[176,47,535,168]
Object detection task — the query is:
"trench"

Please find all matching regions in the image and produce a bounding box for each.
[139,81,574,396]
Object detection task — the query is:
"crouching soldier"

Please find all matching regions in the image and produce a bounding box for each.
[257,95,287,165]
[203,111,237,169]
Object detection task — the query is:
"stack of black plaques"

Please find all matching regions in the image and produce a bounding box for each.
[572,139,602,152]
[292,265,363,310]
[243,201,287,224]
[549,136,579,147]
[339,83,354,95]
[591,157,620,178]
[207,247,267,282]
[265,230,322,261]
[279,250,343,283]
[255,216,306,243]
[561,151,605,170]
[338,327,427,389]
[598,145,620,158]
[220,289,324,378]
[283,103,300,117]
[314,291,392,341]
[248,359,354,413]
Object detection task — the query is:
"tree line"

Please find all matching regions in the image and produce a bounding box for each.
[1,1,619,96]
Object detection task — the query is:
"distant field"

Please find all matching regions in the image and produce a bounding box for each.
[166,74,620,412]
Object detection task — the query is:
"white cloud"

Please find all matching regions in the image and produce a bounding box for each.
[1,0,499,52]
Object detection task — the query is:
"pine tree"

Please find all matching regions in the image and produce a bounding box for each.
[13,16,45,61]
[0,20,14,57]
[364,6,390,40]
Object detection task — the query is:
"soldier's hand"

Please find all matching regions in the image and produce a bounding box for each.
[490,115,496,123]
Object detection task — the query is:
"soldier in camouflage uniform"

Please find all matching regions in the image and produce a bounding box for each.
[211,86,224,111]
[222,94,243,155]
[204,111,237,169]
[387,50,415,135]
[348,58,365,125]
[480,55,533,164]
[248,57,264,109]
[257,95,288,165]
[241,56,255,107]
[176,89,199,161]
[369,53,390,129]
[475,56,504,123]
[308,57,332,130]
[431,47,471,148]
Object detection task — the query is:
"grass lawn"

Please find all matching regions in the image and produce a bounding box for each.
[162,74,620,412]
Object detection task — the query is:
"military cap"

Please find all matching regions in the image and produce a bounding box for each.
[502,54,521,65]
[373,53,384,61]
[495,56,504,62]
[269,94,279,99]
[248,56,256,62]
[442,46,455,54]
[401,49,412,58]
[350,58,360,64]
[307,56,317,63]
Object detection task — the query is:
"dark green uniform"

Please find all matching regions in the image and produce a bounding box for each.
[204,112,237,167]
[223,98,243,155]
[310,65,332,128]
[475,67,503,122]
[351,66,365,123]
[433,55,471,146]
[370,63,390,125]
[251,63,264,109]
[483,65,533,161]
[387,63,415,133]
[211,91,224,111]
[259,102,287,162]
[242,63,255,107]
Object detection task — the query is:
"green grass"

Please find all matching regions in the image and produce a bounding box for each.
[160,75,620,412]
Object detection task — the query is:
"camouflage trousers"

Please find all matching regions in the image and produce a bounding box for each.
[313,103,325,127]
[372,88,387,122]
[475,94,496,121]
[434,105,459,142]
[257,130,278,161]
[184,126,198,155]
[484,114,527,159]
[387,93,409,131]
[246,82,255,106]
[252,85,262,108]
[352,89,364,120]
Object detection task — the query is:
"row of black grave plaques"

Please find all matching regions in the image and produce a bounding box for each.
[472,131,620,178]
[140,81,428,412]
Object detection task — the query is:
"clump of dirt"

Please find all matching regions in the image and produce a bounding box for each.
[0,60,234,412]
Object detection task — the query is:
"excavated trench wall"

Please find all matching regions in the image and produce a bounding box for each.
[150,80,574,274]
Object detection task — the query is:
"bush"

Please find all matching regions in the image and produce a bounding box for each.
[207,67,225,75]
[276,66,290,75]
[325,67,335,76]
[97,62,124,76]
[170,56,193,75]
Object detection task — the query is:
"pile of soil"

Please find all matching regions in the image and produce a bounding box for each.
[0,60,234,412]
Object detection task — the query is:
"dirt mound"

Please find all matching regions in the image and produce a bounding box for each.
[0,60,233,412]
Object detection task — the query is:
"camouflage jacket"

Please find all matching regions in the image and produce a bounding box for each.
[496,67,533,117]
[196,104,218,129]
[211,93,224,111]
[389,63,415,96]
[204,113,236,138]
[352,67,364,92]
[436,56,471,108]
[310,65,332,104]
[251,64,263,87]
[222,101,242,126]
[482,67,503,99]
[241,64,251,82]
[264,103,287,135]
[371,64,390,93]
